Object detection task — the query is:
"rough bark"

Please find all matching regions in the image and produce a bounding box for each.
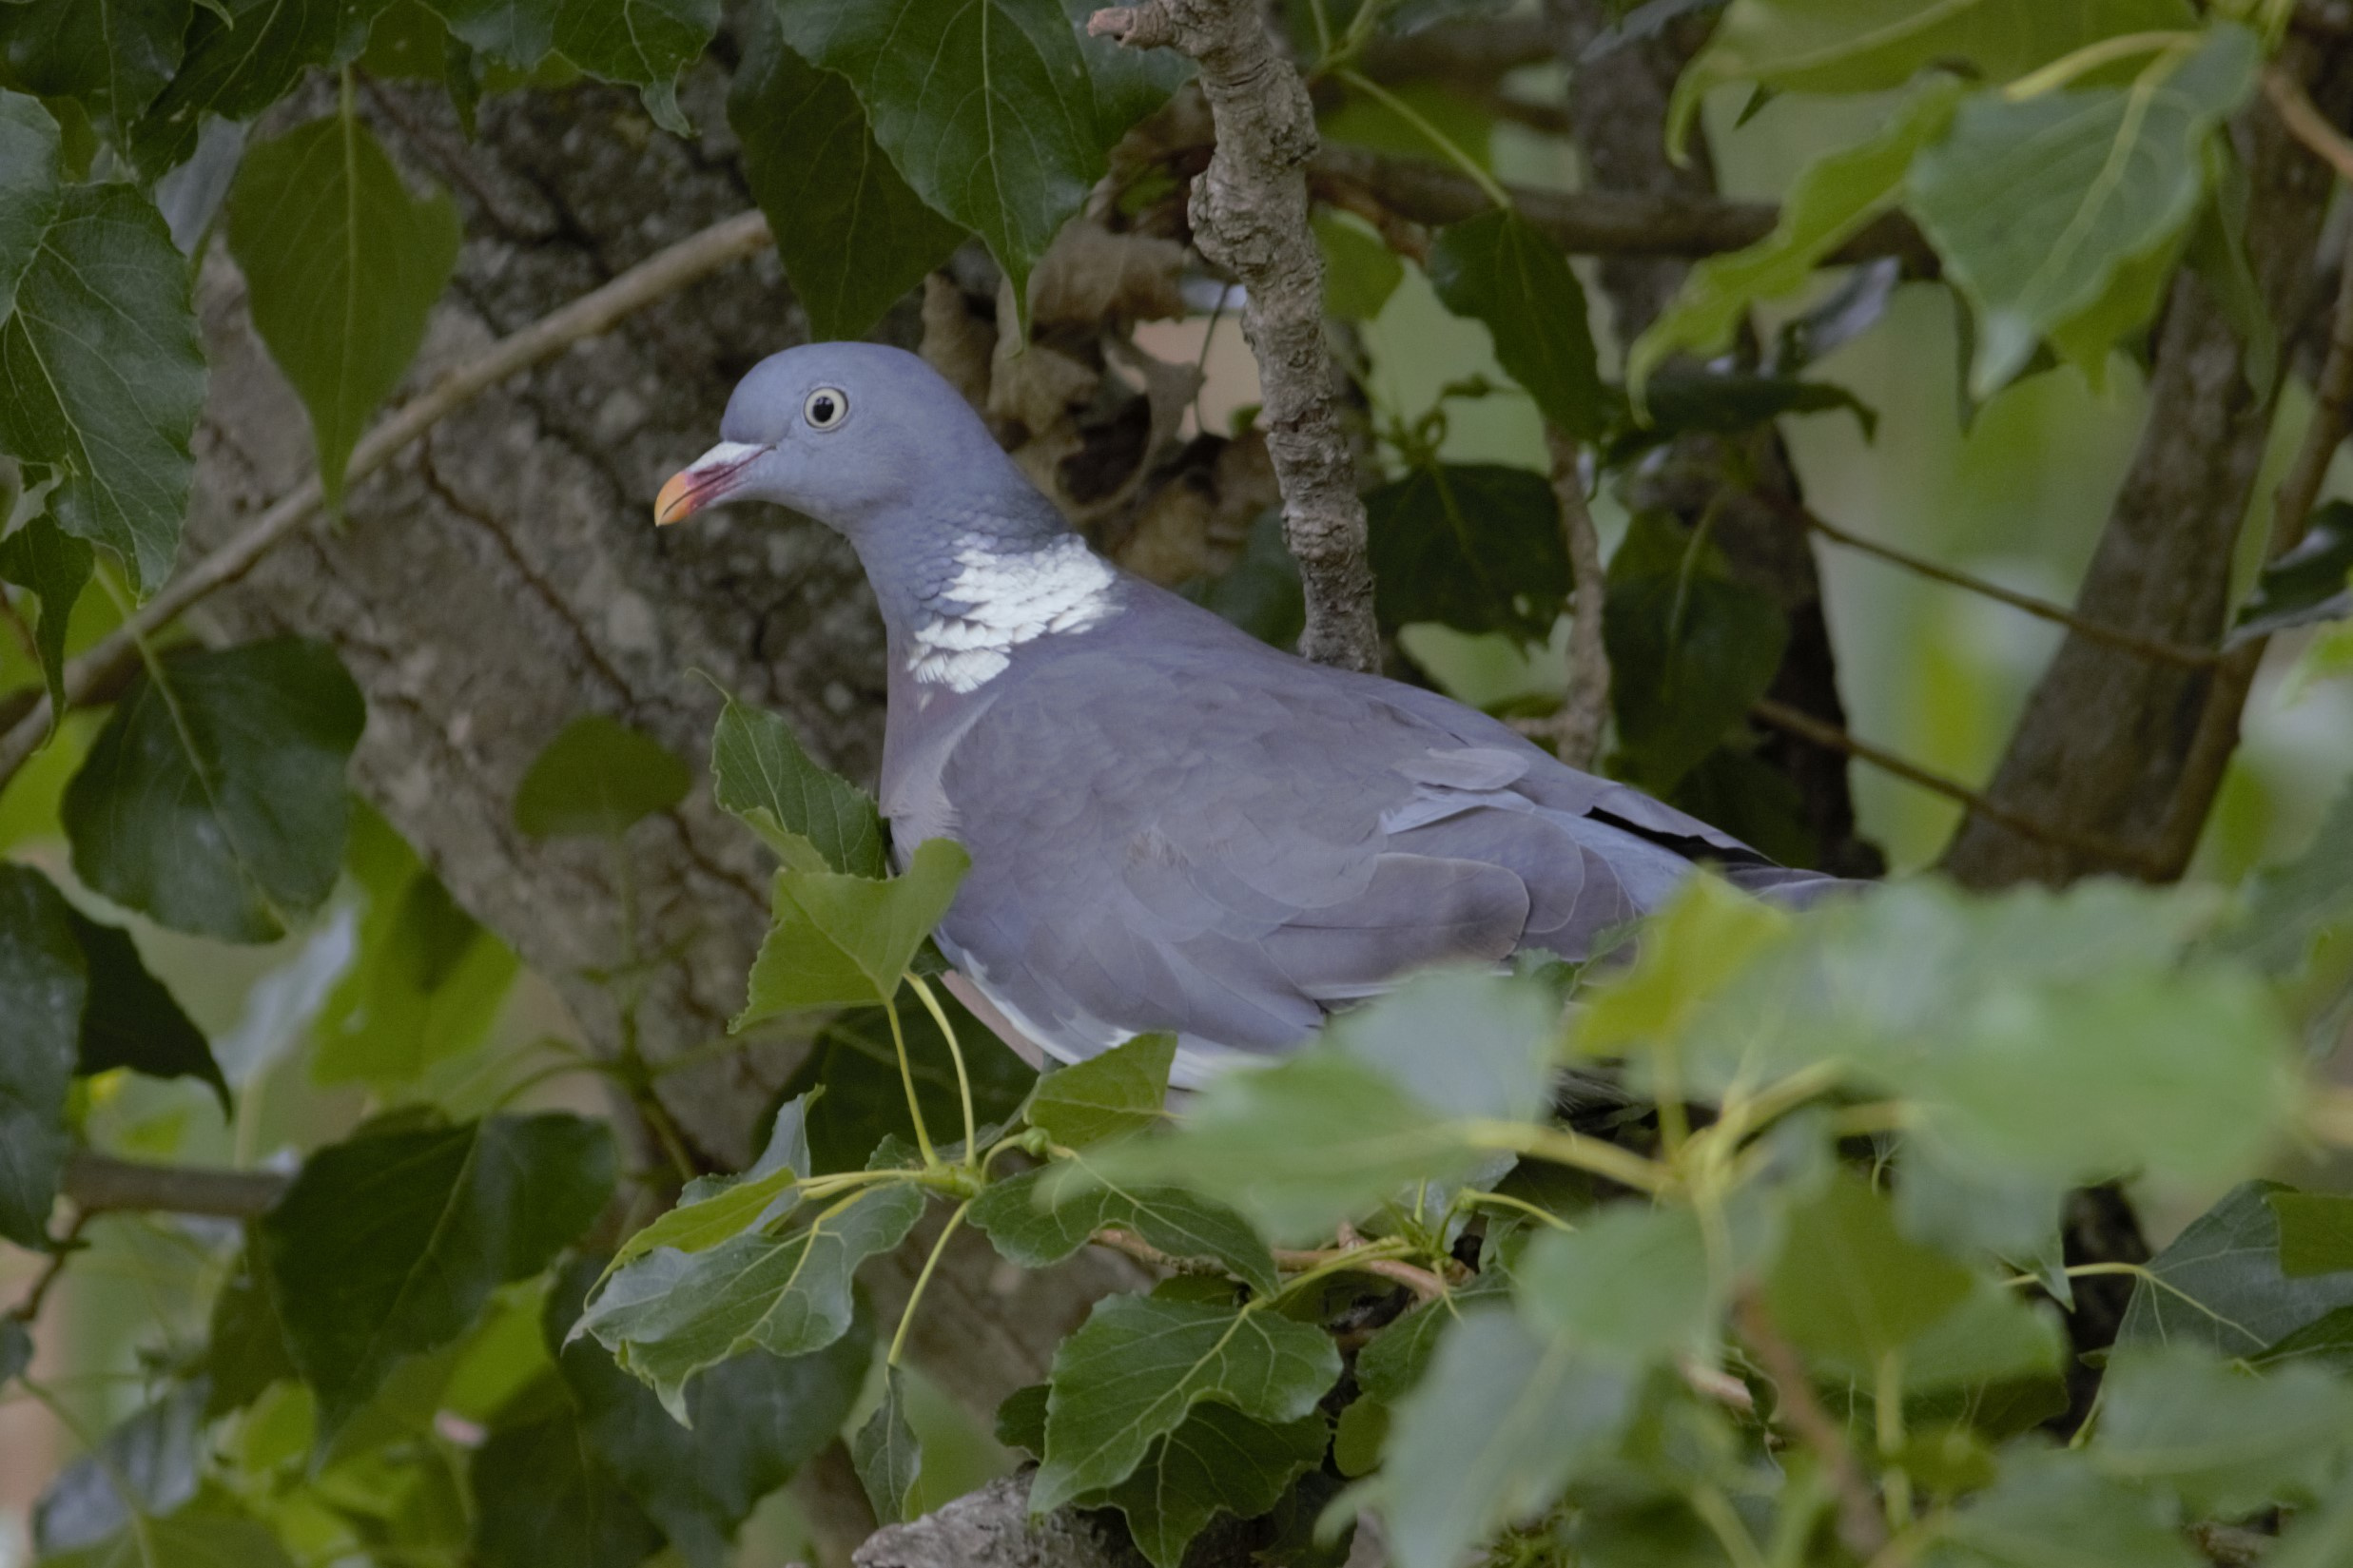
[854,1474,1146,1568]
[1090,0,1383,673]
[181,65,1141,1564]
[1546,0,1880,877]
[1941,31,2353,887]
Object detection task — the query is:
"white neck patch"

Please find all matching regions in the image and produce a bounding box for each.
[908,534,1118,692]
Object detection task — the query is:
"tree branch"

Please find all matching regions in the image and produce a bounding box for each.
[1091,2,1382,672]
[1735,1294,1885,1560]
[0,208,774,795]
[1309,142,1935,271]
[55,1151,290,1219]
[854,1472,1147,1568]
[1750,699,2169,877]
[1545,427,1610,770]
[1787,503,2222,670]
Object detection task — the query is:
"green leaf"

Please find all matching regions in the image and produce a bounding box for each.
[67,907,228,1110]
[1604,508,1789,794]
[226,108,460,512]
[2091,1345,2353,1515]
[2117,1181,2353,1357]
[311,808,517,1088]
[577,1180,925,1421]
[2186,136,2275,395]
[968,1160,1277,1293]
[1427,207,1605,438]
[202,1255,297,1416]
[0,861,84,1246]
[1314,211,1402,321]
[1632,78,1963,405]
[64,637,365,943]
[40,1506,301,1568]
[1895,1145,2070,1305]
[779,993,1035,1174]
[548,1254,869,1568]
[1668,0,2197,152]
[0,1319,27,1386]
[1938,1449,2201,1568]
[735,838,970,1023]
[1025,1032,1174,1148]
[2253,1306,2353,1373]
[2275,1478,2353,1568]
[472,1391,668,1568]
[0,183,205,593]
[1365,462,1570,645]
[1901,1278,2065,1393]
[708,686,887,877]
[2219,781,2353,977]
[260,1113,616,1441]
[611,1093,818,1269]
[1102,1404,1329,1568]
[2274,1191,2353,1278]
[773,0,1165,306]
[1078,1051,1484,1246]
[853,1365,924,1525]
[1908,26,2259,397]
[0,89,64,314]
[1908,967,2290,1191]
[2235,500,2353,641]
[0,3,186,148]
[34,1383,207,1552]
[996,1382,1049,1455]
[1355,1275,1510,1405]
[548,0,717,135]
[1060,0,1190,142]
[129,0,379,175]
[0,513,93,727]
[1365,1307,1638,1568]
[1325,966,1558,1125]
[429,0,551,68]
[1764,1172,1974,1382]
[1030,1292,1340,1511]
[514,713,691,840]
[728,10,965,343]
[1514,1204,1714,1367]
[1617,370,1877,461]
[1180,508,1303,650]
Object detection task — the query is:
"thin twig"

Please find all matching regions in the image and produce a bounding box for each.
[1736,1294,1886,1559]
[1790,505,2219,669]
[1092,1,1383,672]
[2265,63,2353,183]
[1750,698,2171,876]
[8,1214,88,1326]
[0,209,774,794]
[1545,426,1611,768]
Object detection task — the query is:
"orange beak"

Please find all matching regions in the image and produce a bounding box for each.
[653,441,766,526]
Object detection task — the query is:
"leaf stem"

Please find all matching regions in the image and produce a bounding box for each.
[883,989,940,1169]
[1335,68,1514,212]
[1460,1118,1674,1194]
[888,1201,970,1367]
[2004,30,2197,101]
[905,974,978,1167]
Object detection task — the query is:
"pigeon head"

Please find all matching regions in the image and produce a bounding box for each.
[654,341,1019,533]
[657,341,1119,695]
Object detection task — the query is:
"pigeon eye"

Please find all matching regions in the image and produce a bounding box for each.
[803,387,848,431]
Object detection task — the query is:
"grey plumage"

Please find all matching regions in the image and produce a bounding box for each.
[659,342,1846,1082]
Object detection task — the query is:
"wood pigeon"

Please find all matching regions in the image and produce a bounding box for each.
[657,343,1843,1084]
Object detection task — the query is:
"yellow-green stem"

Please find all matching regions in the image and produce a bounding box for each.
[1462,1118,1674,1194]
[905,973,978,1166]
[888,1201,969,1366]
[1335,68,1514,210]
[883,985,939,1168]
